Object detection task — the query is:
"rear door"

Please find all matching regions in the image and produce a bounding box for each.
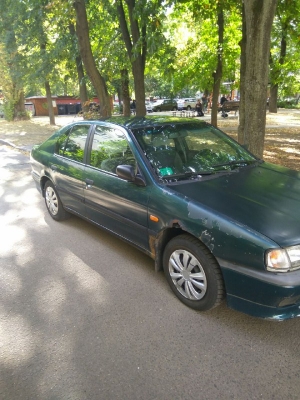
[83,123,151,250]
[51,123,91,216]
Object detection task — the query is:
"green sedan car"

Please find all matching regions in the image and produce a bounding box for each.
[30,116,300,320]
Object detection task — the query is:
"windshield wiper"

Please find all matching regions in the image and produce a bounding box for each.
[212,159,258,169]
[161,169,230,180]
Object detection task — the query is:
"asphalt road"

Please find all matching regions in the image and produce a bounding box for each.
[1,146,300,400]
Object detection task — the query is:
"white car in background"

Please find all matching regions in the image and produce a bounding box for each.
[145,101,153,112]
[177,98,197,110]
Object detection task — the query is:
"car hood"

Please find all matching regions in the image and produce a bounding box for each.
[169,162,300,247]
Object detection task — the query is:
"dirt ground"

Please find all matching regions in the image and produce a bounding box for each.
[1,110,300,170]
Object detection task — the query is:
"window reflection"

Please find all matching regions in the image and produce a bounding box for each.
[55,125,90,162]
[90,126,136,174]
[62,125,90,162]
[132,123,255,178]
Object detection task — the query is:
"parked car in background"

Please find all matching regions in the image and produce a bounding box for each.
[30,116,300,321]
[145,101,153,113]
[177,98,197,111]
[152,99,178,112]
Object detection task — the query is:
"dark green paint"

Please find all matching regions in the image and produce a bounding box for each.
[30,117,300,320]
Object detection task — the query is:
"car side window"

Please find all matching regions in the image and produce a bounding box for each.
[56,128,71,155]
[57,124,90,162]
[89,125,136,174]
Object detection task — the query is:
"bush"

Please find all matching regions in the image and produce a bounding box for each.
[3,102,14,121]
[277,98,300,109]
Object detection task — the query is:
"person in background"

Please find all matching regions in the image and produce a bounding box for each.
[220,95,227,106]
[130,99,136,115]
[195,99,204,117]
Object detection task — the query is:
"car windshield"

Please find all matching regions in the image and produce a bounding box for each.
[132,121,257,181]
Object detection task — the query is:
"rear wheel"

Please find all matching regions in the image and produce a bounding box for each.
[187,105,191,110]
[172,106,178,111]
[163,234,225,311]
[44,181,70,221]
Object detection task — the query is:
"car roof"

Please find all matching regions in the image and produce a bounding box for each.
[92,116,208,130]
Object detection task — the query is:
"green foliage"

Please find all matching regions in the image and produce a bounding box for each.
[270,0,300,98]
[163,2,242,97]
[0,0,299,114]
[3,100,14,121]
[277,97,300,109]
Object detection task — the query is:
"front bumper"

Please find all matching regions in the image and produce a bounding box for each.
[219,259,300,320]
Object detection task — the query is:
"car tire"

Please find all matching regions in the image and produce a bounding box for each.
[172,107,177,111]
[44,181,70,221]
[156,107,161,112]
[163,234,225,311]
[187,106,191,110]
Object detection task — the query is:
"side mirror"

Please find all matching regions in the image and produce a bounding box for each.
[116,165,146,187]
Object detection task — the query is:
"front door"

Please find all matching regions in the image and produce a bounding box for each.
[83,124,151,251]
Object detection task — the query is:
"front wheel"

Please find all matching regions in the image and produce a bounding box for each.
[163,235,225,311]
[44,181,70,221]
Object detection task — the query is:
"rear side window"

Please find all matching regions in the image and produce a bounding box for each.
[56,124,90,162]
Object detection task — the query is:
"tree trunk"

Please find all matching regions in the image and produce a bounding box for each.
[14,89,29,120]
[269,84,278,113]
[73,0,111,117]
[238,4,247,145]
[76,54,89,113]
[116,0,146,117]
[121,69,131,116]
[239,0,278,158]
[132,59,146,116]
[211,7,224,127]
[45,80,55,125]
[69,22,89,113]
[269,20,288,113]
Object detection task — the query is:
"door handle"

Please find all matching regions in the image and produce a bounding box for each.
[85,178,94,189]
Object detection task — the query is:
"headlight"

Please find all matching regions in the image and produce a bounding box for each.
[266,245,300,272]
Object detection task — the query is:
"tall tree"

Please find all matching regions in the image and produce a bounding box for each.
[116,0,147,116]
[69,22,89,113]
[73,0,111,117]
[238,0,278,158]
[116,0,166,116]
[170,0,241,126]
[0,0,28,120]
[269,0,300,112]
[210,4,224,126]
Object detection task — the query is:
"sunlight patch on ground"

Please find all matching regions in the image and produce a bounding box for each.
[62,250,109,302]
[0,225,26,257]
[264,150,278,157]
[280,147,300,155]
[266,111,300,125]
[11,174,34,187]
